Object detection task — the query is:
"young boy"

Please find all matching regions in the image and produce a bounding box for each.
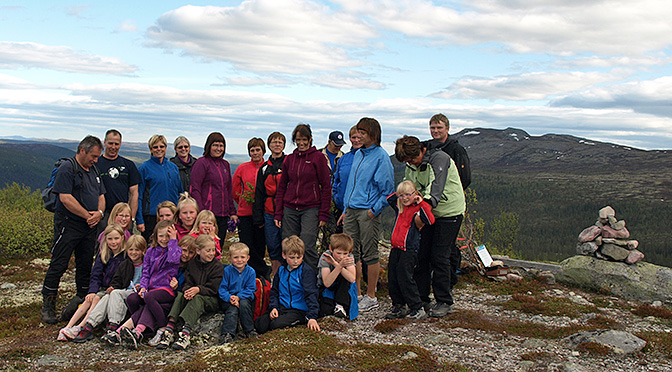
[385,180,435,320]
[317,233,358,320]
[157,235,223,351]
[218,242,257,344]
[254,235,320,334]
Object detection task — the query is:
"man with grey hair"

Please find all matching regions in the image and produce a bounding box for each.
[41,135,106,324]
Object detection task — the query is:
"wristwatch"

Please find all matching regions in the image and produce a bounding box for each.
[98,210,104,218]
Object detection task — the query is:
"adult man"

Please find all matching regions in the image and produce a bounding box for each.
[41,135,106,324]
[319,130,346,250]
[395,135,465,317]
[428,113,471,189]
[96,129,140,233]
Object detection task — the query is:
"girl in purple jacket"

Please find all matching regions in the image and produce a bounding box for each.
[117,220,182,349]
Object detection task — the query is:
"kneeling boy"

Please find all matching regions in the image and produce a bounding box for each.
[255,235,320,333]
[317,233,358,320]
[218,242,257,343]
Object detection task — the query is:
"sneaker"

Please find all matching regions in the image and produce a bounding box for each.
[72,328,94,343]
[120,327,142,350]
[220,333,234,344]
[358,295,379,312]
[334,304,347,319]
[100,329,120,346]
[148,327,166,348]
[429,302,452,318]
[384,304,409,319]
[57,328,68,342]
[246,330,259,339]
[423,299,437,313]
[172,331,190,351]
[61,325,82,340]
[156,328,174,350]
[407,308,427,320]
[357,295,364,303]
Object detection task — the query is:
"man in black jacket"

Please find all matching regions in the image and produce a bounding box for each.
[428,113,471,190]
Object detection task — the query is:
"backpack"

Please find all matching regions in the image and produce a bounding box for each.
[253,277,271,320]
[41,157,75,212]
[441,139,471,190]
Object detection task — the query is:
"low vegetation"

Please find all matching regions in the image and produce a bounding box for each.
[0,183,52,259]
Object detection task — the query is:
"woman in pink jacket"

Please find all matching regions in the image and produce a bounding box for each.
[274,124,331,270]
[190,132,237,244]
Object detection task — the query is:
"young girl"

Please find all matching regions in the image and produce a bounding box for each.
[157,201,177,222]
[174,192,199,240]
[99,202,133,242]
[385,180,434,320]
[189,210,222,259]
[75,235,147,343]
[118,220,182,350]
[58,224,128,341]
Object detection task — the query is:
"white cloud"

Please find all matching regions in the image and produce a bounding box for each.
[221,76,295,87]
[117,20,138,33]
[433,71,618,101]
[0,42,138,76]
[553,55,672,69]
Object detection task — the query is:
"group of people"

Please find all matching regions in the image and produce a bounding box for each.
[40,114,470,347]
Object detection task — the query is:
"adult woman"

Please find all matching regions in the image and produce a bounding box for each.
[274,124,331,270]
[136,134,183,242]
[253,132,286,277]
[332,125,363,217]
[233,137,267,278]
[190,132,237,244]
[169,136,197,193]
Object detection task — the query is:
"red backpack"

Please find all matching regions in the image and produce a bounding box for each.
[253,277,271,320]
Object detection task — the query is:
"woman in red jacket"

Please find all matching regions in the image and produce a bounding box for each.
[274,124,331,271]
[232,137,267,279]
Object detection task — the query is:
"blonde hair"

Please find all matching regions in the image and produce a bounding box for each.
[178,235,198,259]
[174,192,199,226]
[148,134,167,150]
[151,220,174,247]
[229,242,250,256]
[156,200,177,218]
[108,202,132,228]
[396,180,417,213]
[100,224,127,264]
[282,235,305,257]
[126,235,147,254]
[195,234,216,252]
[330,233,353,253]
[190,210,219,236]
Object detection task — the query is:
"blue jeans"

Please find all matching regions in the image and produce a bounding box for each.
[220,298,254,336]
[264,213,283,261]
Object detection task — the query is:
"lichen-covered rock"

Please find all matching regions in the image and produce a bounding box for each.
[625,250,645,265]
[601,225,629,239]
[578,225,601,243]
[598,206,615,219]
[600,243,630,261]
[577,241,598,255]
[610,219,626,231]
[558,255,672,303]
[564,330,646,354]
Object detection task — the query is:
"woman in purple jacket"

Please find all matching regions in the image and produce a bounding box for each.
[189,132,238,244]
[274,124,331,270]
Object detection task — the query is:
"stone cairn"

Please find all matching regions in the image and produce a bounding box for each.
[576,206,644,264]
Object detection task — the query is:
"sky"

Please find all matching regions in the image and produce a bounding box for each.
[1,0,671,155]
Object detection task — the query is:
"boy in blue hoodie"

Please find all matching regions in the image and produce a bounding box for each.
[254,235,320,334]
[218,242,257,343]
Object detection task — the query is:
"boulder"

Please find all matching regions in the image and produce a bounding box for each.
[564,330,646,355]
[578,225,602,243]
[625,250,645,265]
[558,255,672,303]
[598,206,615,219]
[601,225,630,239]
[576,242,598,256]
[599,244,630,261]
[610,219,626,231]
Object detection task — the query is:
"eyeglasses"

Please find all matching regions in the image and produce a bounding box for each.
[176,145,189,150]
[398,193,414,198]
[152,145,166,149]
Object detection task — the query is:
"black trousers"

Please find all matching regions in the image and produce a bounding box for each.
[238,215,269,279]
[254,307,306,334]
[388,248,422,311]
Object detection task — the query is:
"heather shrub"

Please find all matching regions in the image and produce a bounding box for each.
[0,183,52,258]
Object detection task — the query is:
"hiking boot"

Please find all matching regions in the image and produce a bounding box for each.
[59,295,83,323]
[148,327,166,347]
[120,327,142,350]
[73,327,94,343]
[156,328,174,350]
[41,293,58,324]
[423,299,437,313]
[384,304,409,319]
[359,295,379,312]
[429,302,452,318]
[172,331,190,351]
[60,325,82,341]
[100,329,120,346]
[220,333,234,344]
[334,304,347,319]
[407,308,427,321]
[246,330,259,339]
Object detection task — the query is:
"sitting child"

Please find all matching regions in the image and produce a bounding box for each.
[317,233,358,320]
[189,210,223,259]
[254,236,320,334]
[218,242,257,344]
[158,235,223,351]
[385,180,435,320]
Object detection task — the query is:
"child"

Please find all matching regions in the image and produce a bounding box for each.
[218,242,257,344]
[189,209,222,259]
[58,224,127,341]
[78,235,147,344]
[118,220,182,350]
[174,192,199,240]
[385,180,435,320]
[254,236,320,334]
[157,201,177,222]
[157,235,223,350]
[317,233,358,320]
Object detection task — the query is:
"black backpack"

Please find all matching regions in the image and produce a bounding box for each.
[41,157,99,212]
[441,138,471,190]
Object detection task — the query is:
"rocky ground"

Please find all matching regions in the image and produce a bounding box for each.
[2,254,672,371]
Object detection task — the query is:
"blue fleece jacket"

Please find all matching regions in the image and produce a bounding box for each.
[270,263,319,320]
[343,144,394,216]
[219,264,256,302]
[136,156,183,225]
[332,148,358,211]
[88,251,126,294]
